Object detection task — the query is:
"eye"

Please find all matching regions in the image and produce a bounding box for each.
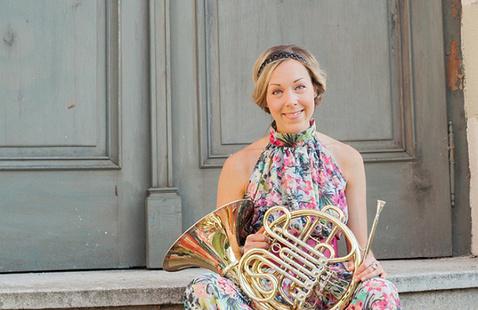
[271,89,282,96]
[295,84,306,91]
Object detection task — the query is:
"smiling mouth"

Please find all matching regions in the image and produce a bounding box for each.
[282,109,304,117]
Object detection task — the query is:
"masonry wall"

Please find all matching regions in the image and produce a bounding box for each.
[462,0,478,255]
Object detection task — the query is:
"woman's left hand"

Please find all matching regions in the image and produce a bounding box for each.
[347,253,387,282]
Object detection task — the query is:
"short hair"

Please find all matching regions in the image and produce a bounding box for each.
[252,45,327,113]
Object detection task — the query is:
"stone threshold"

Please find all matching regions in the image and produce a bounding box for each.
[0,256,477,309]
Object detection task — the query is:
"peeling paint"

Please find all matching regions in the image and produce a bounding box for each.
[3,25,15,47]
[447,40,464,91]
[451,0,461,18]
[72,0,81,9]
[67,101,77,109]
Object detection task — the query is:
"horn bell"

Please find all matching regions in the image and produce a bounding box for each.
[162,199,254,282]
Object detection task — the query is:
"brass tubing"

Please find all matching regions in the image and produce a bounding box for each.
[299,215,320,242]
[362,200,386,261]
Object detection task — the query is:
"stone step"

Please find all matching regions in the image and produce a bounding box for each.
[0,256,477,309]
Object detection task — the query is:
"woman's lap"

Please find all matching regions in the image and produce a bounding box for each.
[183,272,253,310]
[346,277,401,309]
[184,272,400,310]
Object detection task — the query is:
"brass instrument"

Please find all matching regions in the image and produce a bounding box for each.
[163,199,385,309]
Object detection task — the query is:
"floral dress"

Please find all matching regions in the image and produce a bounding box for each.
[184,121,401,309]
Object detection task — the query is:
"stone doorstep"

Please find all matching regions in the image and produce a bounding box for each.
[0,256,477,309]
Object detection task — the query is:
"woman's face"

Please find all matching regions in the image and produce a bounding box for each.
[266,59,316,133]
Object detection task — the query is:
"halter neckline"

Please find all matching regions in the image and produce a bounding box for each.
[269,120,316,147]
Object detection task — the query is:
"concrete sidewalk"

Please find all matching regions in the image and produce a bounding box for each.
[1,256,477,309]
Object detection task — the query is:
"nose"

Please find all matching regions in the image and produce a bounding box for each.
[284,89,299,106]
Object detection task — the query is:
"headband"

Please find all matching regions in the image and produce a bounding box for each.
[257,51,307,78]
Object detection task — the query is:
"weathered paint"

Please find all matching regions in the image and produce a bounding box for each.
[451,0,461,18]
[447,40,464,91]
[442,0,472,256]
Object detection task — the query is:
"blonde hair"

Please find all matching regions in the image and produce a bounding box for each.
[252,45,327,113]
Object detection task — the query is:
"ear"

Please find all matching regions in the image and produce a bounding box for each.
[262,100,270,113]
[313,84,319,99]
[313,85,321,107]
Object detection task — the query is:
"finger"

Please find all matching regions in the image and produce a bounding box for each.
[252,241,270,249]
[355,270,371,282]
[246,232,268,241]
[246,234,269,244]
[353,261,375,281]
[357,269,377,281]
[244,240,270,249]
[355,255,376,274]
[355,264,365,274]
[243,242,269,253]
[355,261,369,274]
[257,227,270,242]
[358,264,383,281]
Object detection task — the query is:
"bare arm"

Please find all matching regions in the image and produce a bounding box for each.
[342,146,368,249]
[216,153,249,207]
[341,145,386,280]
[216,138,267,207]
[216,148,270,254]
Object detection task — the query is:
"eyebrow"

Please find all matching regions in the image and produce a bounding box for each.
[269,78,304,86]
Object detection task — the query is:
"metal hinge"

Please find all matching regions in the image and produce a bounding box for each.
[448,121,456,208]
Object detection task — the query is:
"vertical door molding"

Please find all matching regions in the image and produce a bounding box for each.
[146,0,182,268]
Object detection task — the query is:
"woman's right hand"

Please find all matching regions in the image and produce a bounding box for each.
[243,227,269,254]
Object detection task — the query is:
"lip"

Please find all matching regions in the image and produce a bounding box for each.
[282,109,304,120]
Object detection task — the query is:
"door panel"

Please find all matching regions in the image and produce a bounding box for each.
[0,0,114,167]
[0,0,149,271]
[170,0,451,259]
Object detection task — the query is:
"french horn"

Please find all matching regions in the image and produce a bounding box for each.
[163,199,385,309]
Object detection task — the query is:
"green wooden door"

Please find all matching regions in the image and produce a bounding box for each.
[166,0,451,260]
[1,0,453,272]
[0,0,150,272]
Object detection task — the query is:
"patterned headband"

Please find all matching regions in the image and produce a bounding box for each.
[257,51,307,78]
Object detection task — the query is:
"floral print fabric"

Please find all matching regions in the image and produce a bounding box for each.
[183,120,400,309]
[184,272,253,310]
[184,272,400,309]
[245,120,348,235]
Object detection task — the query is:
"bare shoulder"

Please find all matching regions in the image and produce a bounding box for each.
[315,132,364,181]
[225,135,269,176]
[218,135,269,201]
[216,136,268,206]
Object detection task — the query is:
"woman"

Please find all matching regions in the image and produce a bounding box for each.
[184,45,400,309]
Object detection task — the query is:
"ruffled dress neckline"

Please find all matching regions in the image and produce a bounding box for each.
[269,120,317,148]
